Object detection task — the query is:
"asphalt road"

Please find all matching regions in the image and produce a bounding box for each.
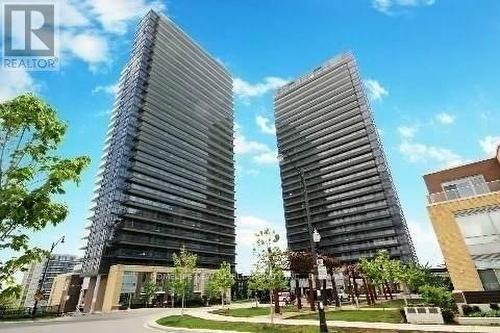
[0,308,176,333]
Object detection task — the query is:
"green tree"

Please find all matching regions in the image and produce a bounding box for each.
[396,262,428,304]
[142,278,159,307]
[253,228,288,324]
[247,270,266,307]
[211,261,234,308]
[172,246,197,315]
[0,93,90,300]
[204,274,218,305]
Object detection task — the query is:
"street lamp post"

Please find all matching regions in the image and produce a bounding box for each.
[32,236,65,318]
[278,154,328,333]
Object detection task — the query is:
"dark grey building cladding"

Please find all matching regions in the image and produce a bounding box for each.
[82,10,235,276]
[275,53,416,263]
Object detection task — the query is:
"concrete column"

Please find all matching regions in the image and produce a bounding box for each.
[102,265,124,312]
[90,275,101,313]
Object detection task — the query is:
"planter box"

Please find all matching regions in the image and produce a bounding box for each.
[404,307,444,324]
[457,316,500,325]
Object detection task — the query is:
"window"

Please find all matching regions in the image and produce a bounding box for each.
[442,175,488,200]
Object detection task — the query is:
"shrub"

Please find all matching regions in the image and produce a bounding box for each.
[490,303,500,311]
[418,284,456,323]
[399,308,407,323]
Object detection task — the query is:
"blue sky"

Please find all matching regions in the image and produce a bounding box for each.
[1,0,500,275]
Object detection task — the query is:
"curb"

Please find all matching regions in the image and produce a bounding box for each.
[145,320,248,333]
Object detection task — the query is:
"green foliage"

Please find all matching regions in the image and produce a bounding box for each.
[204,274,219,300]
[253,228,288,291]
[142,279,159,306]
[0,284,21,308]
[211,261,234,307]
[172,246,197,313]
[418,284,455,313]
[0,93,90,300]
[253,228,288,323]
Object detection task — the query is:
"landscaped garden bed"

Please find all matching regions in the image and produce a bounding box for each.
[155,315,447,333]
[286,309,403,323]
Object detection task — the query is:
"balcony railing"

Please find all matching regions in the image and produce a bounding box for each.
[428,180,500,204]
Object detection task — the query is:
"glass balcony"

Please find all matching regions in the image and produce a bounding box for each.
[428,180,500,204]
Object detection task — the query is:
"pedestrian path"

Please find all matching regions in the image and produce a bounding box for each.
[148,303,500,333]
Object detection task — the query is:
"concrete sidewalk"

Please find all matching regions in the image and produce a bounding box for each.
[148,304,500,333]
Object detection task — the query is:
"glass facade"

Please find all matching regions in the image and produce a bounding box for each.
[82,11,235,276]
[455,206,500,290]
[275,53,416,263]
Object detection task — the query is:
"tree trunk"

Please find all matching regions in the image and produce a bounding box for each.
[181,293,185,315]
[273,289,281,314]
[269,289,274,324]
[308,276,316,311]
[221,291,224,308]
[346,273,354,305]
[385,281,393,300]
[362,278,371,305]
[372,283,378,300]
[295,277,302,310]
[382,284,388,300]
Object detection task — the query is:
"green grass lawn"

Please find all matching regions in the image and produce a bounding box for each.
[288,309,403,323]
[365,299,423,308]
[156,315,439,333]
[211,306,298,317]
[156,315,333,333]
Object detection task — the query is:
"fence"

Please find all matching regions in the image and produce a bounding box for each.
[0,305,61,320]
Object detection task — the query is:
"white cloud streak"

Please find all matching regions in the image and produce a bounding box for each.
[256,115,276,135]
[364,79,389,102]
[233,77,288,98]
[86,0,166,35]
[236,215,286,274]
[479,136,500,156]
[399,140,464,167]
[0,69,38,102]
[92,83,120,95]
[435,112,455,125]
[372,0,436,15]
[397,125,418,139]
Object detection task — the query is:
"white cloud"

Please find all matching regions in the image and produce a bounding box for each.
[406,218,443,266]
[87,0,166,35]
[399,140,464,167]
[397,125,418,139]
[256,115,276,135]
[372,0,436,14]
[92,83,120,95]
[253,151,278,165]
[479,136,500,156]
[364,79,389,102]
[233,77,288,98]
[435,112,455,125]
[234,133,270,155]
[235,129,277,166]
[61,31,110,70]
[236,215,286,274]
[59,0,91,27]
[0,69,38,102]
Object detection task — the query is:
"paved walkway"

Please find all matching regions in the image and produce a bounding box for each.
[148,303,500,333]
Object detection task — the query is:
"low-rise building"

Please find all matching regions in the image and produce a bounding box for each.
[20,254,78,308]
[423,146,500,291]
